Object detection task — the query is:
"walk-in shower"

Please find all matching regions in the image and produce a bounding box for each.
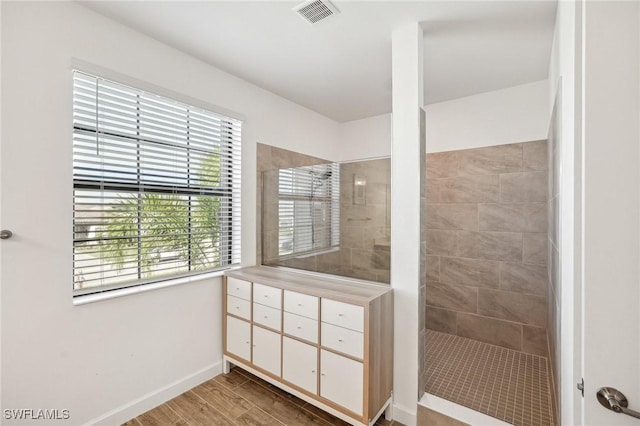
[422,140,557,426]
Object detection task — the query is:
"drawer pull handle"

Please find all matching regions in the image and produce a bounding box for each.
[297,326,302,329]
[338,339,343,342]
[245,341,249,344]
[236,287,240,290]
[311,370,316,373]
[264,295,268,298]
[321,373,325,376]
[338,313,343,317]
[297,303,302,306]
[264,315,268,319]
[235,306,240,309]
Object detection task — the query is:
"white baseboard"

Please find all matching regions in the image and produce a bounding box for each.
[392,402,417,426]
[87,362,222,426]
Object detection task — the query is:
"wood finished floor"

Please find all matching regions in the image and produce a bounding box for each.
[123,367,403,426]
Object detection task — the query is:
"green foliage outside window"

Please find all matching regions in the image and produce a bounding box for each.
[94,151,223,277]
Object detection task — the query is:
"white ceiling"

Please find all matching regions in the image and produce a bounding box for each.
[81,1,557,123]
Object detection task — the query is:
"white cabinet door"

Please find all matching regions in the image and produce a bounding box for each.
[321,322,363,359]
[282,337,318,394]
[320,349,363,415]
[284,290,319,319]
[253,283,282,309]
[226,316,251,362]
[283,312,318,343]
[253,302,281,331]
[227,277,252,300]
[252,325,281,377]
[321,299,364,332]
[227,295,251,320]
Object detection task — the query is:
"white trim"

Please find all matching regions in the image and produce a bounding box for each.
[390,402,416,426]
[419,393,511,426]
[69,58,246,122]
[73,270,224,305]
[339,155,390,164]
[87,361,222,426]
[368,397,393,426]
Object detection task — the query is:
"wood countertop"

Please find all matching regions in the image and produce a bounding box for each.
[225,266,392,305]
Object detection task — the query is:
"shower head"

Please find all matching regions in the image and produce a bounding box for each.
[308,169,332,181]
[319,170,332,181]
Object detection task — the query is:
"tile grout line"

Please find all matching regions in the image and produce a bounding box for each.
[426,330,553,426]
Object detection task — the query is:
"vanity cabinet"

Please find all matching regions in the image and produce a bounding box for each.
[223,266,393,426]
[321,349,364,416]
[225,315,251,361]
[252,325,281,376]
[282,336,317,394]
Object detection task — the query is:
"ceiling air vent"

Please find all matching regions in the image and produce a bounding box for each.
[293,0,340,25]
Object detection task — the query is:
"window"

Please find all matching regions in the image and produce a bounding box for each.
[73,71,241,295]
[277,163,339,256]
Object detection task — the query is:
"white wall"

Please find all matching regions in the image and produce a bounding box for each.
[0,0,3,413]
[548,1,580,425]
[581,2,639,425]
[338,82,551,160]
[424,80,550,153]
[0,2,340,424]
[390,23,423,426]
[338,113,391,161]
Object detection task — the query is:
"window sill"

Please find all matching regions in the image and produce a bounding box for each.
[73,269,236,306]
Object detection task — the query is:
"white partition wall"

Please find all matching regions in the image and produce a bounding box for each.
[390,22,424,426]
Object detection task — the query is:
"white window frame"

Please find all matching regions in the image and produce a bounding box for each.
[72,69,242,297]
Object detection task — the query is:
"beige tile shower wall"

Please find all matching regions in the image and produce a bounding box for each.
[337,159,391,283]
[425,140,549,356]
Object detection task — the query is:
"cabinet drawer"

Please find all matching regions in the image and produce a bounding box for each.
[320,349,363,415]
[284,290,318,320]
[252,325,281,377]
[253,283,282,309]
[253,303,281,331]
[321,322,363,359]
[226,316,251,361]
[227,277,251,301]
[283,312,318,343]
[227,295,251,320]
[283,337,318,394]
[321,299,364,332]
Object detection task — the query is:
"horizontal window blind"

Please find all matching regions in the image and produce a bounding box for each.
[278,163,339,256]
[73,71,241,295]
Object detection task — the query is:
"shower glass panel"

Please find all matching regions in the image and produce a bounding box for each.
[261,158,390,284]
